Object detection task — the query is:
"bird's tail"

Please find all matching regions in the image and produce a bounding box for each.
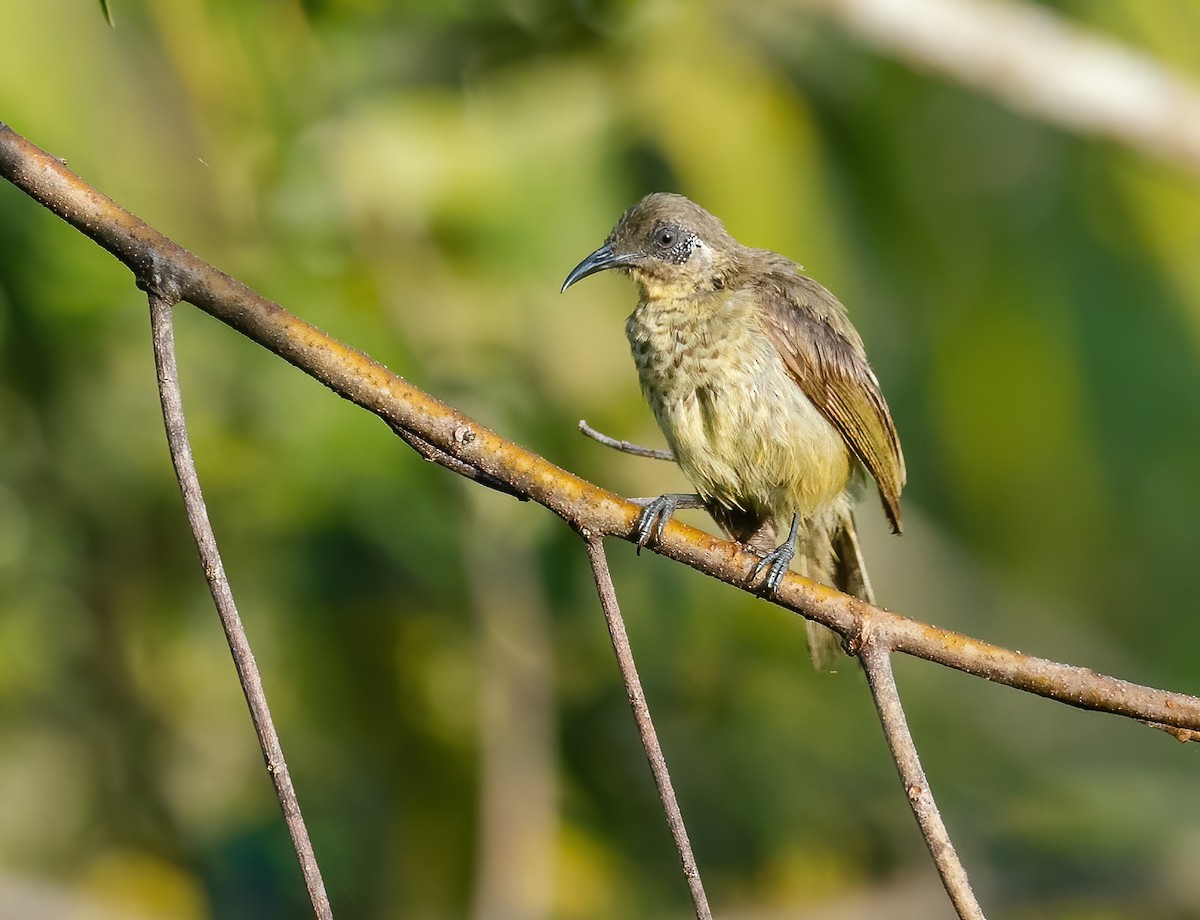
[832,512,875,605]
[710,505,872,671]
[805,513,874,670]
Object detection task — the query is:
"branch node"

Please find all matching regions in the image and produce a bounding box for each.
[1141,720,1200,743]
[844,612,876,658]
[138,251,183,306]
[388,421,527,501]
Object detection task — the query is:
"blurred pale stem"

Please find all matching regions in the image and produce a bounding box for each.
[797,0,1200,174]
[466,494,557,920]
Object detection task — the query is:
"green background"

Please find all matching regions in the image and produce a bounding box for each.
[1,1,1199,917]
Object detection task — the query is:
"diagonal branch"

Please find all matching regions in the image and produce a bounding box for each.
[584,537,712,920]
[2,122,1198,737]
[148,289,333,920]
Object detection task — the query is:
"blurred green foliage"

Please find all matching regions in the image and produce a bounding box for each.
[2,1,1200,917]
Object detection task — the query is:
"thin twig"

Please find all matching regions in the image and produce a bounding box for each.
[389,422,528,500]
[579,419,675,461]
[584,537,712,920]
[2,123,1197,736]
[859,639,985,920]
[1141,721,1200,744]
[148,290,333,920]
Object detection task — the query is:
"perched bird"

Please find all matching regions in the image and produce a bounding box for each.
[561,193,905,668]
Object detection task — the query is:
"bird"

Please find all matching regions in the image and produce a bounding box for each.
[561,193,905,668]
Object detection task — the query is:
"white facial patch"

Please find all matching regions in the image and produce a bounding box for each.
[690,238,715,271]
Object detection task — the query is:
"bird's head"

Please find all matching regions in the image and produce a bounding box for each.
[561,193,739,300]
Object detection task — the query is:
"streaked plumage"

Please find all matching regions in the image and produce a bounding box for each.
[563,193,905,667]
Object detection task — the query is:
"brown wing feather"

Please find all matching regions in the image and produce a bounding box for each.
[752,264,906,532]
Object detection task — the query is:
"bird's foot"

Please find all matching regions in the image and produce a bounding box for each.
[751,541,797,594]
[750,514,802,594]
[630,493,702,551]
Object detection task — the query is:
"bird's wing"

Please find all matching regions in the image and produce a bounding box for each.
[754,269,906,532]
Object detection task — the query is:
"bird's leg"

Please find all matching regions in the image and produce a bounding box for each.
[630,493,705,549]
[751,513,801,593]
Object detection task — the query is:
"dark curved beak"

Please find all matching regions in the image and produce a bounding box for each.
[561,242,637,293]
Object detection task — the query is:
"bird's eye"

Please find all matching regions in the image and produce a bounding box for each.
[655,227,675,248]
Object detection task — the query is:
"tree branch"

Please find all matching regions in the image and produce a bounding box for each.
[147,290,333,919]
[2,121,1197,735]
[584,537,711,920]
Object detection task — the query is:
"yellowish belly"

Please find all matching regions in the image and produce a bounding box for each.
[661,368,850,519]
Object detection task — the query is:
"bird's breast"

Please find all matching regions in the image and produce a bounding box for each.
[626,294,851,519]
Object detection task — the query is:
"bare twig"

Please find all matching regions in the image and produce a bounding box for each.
[579,419,675,461]
[792,0,1200,175]
[584,537,712,920]
[389,422,528,500]
[147,290,333,920]
[858,637,985,920]
[1142,721,1200,744]
[2,123,1198,735]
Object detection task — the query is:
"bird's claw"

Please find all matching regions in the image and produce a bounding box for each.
[751,541,797,594]
[632,494,682,551]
